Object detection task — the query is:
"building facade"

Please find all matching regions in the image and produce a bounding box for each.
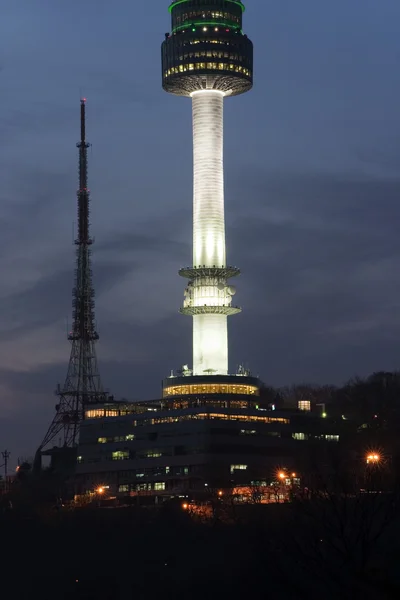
[75,378,346,501]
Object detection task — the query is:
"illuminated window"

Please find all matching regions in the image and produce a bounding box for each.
[145,450,162,458]
[154,482,166,491]
[112,451,129,461]
[325,435,339,442]
[86,409,105,419]
[105,409,119,417]
[230,464,247,474]
[163,383,259,397]
[292,433,307,441]
[98,437,108,444]
[240,429,257,435]
[136,483,151,491]
[118,484,129,492]
[298,400,311,411]
[125,434,135,441]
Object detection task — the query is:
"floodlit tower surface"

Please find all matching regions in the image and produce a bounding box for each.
[39,100,108,452]
[162,0,253,375]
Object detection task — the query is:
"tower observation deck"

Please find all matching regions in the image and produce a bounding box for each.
[162,0,253,376]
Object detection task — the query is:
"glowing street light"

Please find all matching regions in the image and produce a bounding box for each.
[278,472,286,480]
[96,486,105,494]
[366,453,380,464]
[182,503,188,510]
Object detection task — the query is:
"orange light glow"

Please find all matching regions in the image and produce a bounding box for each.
[97,486,104,494]
[218,490,223,496]
[278,472,286,480]
[182,503,188,510]
[291,473,296,478]
[366,452,380,464]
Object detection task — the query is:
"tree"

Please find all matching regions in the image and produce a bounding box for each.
[281,452,400,598]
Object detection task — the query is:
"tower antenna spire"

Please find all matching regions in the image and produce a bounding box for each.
[36,99,110,463]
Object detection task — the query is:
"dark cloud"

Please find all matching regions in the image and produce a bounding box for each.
[226,170,400,385]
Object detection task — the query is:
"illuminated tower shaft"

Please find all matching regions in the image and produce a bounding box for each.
[162,0,253,375]
[192,90,227,374]
[193,90,225,268]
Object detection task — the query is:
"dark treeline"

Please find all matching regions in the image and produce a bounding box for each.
[1,490,400,600]
[264,370,400,422]
[263,370,400,453]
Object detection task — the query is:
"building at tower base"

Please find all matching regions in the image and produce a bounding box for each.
[74,392,349,503]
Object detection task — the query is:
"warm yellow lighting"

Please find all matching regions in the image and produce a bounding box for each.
[366,452,380,464]
[291,472,296,478]
[278,472,286,480]
[97,486,104,494]
[163,382,259,397]
[322,412,327,418]
[182,503,188,510]
[218,490,223,496]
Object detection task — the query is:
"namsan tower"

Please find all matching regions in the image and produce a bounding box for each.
[162,0,253,378]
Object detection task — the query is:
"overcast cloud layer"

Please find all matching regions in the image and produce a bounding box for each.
[1,0,400,461]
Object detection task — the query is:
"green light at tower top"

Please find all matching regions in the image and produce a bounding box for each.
[162,0,253,97]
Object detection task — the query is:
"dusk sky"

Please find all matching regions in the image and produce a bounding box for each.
[1,0,400,461]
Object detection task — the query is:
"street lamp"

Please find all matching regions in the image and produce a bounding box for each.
[366,452,380,465]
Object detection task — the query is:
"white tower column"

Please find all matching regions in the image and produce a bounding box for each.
[192,89,225,268]
[192,90,226,376]
[180,90,240,376]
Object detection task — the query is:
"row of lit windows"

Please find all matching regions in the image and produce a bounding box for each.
[292,433,339,441]
[85,405,153,419]
[111,448,177,461]
[240,429,280,437]
[178,38,238,46]
[122,466,190,479]
[112,451,129,460]
[118,482,166,493]
[167,400,251,410]
[163,383,259,397]
[86,408,120,419]
[174,10,240,25]
[165,62,251,76]
[98,434,135,443]
[86,409,287,426]
[170,38,240,47]
[230,464,247,473]
[178,51,246,61]
[133,413,290,426]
